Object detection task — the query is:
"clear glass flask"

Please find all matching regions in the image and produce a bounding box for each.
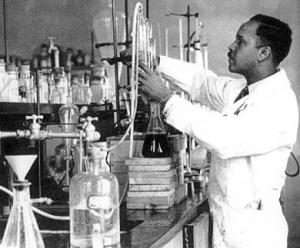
[142,101,171,158]
[70,143,120,248]
[0,181,45,248]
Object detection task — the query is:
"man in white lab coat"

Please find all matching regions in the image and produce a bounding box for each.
[136,14,298,248]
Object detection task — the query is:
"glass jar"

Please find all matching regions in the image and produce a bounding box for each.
[70,143,120,248]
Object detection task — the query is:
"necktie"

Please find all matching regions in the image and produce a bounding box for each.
[234,86,249,103]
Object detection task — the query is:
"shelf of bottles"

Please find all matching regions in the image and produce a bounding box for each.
[0,57,117,114]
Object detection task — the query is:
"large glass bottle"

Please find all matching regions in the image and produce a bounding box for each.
[142,101,171,158]
[70,143,120,248]
[1,181,45,248]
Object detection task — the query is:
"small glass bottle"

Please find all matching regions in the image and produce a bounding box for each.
[0,59,8,102]
[54,67,68,104]
[71,75,81,104]
[19,64,31,103]
[70,143,120,248]
[83,73,92,104]
[142,101,171,158]
[75,50,84,66]
[90,65,106,104]
[1,181,45,248]
[2,64,20,102]
[37,70,49,103]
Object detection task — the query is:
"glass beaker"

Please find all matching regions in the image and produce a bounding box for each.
[1,181,45,248]
[69,143,120,248]
[142,101,171,158]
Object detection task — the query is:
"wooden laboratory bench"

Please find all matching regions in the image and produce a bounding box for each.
[0,194,209,248]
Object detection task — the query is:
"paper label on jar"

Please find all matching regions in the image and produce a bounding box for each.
[87,195,111,210]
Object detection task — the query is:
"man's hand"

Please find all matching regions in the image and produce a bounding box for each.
[120,46,159,68]
[138,63,173,102]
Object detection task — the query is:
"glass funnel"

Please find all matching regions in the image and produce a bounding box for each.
[142,101,171,158]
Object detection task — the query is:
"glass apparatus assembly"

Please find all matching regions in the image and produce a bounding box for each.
[1,155,45,248]
[142,101,171,158]
[57,99,80,187]
[70,143,120,248]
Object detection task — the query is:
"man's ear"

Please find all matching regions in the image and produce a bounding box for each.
[258,46,272,62]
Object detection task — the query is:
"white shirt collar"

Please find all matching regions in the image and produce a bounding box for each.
[247,68,289,94]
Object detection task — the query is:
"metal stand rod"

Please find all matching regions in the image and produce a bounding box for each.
[2,0,8,63]
[146,0,149,19]
[91,31,95,64]
[186,5,191,62]
[125,0,131,87]
[111,0,120,128]
[35,70,42,198]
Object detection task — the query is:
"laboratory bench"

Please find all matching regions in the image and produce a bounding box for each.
[0,194,209,248]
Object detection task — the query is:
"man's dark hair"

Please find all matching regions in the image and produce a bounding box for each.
[250,14,292,65]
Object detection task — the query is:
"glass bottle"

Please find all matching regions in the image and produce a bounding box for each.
[90,65,106,104]
[37,70,50,103]
[75,50,84,67]
[1,181,45,248]
[70,143,120,248]
[71,75,83,104]
[0,59,8,102]
[54,67,68,104]
[19,64,32,103]
[142,101,171,158]
[82,73,92,104]
[1,64,20,102]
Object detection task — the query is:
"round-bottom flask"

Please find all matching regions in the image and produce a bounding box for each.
[142,101,171,158]
[70,144,120,248]
[0,181,45,248]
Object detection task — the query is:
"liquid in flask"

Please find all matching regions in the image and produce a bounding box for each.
[142,101,171,158]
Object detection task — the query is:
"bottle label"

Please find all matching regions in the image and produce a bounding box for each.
[88,195,111,210]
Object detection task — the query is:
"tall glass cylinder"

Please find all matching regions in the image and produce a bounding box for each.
[70,143,120,248]
[1,181,45,248]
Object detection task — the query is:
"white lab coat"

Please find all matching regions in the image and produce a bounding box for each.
[158,56,299,248]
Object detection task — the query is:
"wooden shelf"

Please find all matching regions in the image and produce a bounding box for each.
[0,102,113,115]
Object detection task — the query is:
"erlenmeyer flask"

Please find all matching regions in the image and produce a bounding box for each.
[1,181,45,248]
[142,101,171,158]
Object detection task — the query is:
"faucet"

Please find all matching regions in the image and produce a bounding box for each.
[48,37,60,68]
[0,114,99,141]
[80,117,101,144]
[0,114,101,144]
[26,115,44,140]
